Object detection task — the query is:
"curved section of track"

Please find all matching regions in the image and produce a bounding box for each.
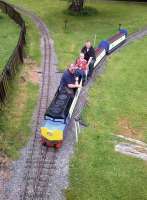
[12,6,60,200]
[72,27,147,119]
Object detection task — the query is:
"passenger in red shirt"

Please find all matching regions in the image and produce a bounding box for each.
[75,53,88,80]
[75,53,88,71]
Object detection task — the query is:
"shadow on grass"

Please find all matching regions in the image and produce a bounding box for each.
[0,15,4,20]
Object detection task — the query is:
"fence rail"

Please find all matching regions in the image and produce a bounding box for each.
[0,1,26,108]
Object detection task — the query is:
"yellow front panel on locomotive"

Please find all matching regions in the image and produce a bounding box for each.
[41,127,63,141]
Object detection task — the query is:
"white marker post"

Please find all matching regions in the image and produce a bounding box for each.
[74,120,78,143]
[77,121,80,133]
[93,34,97,47]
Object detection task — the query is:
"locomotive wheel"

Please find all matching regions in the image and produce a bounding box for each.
[41,138,46,146]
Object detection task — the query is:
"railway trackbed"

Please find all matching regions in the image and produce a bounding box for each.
[16,7,63,200]
[6,6,60,200]
[2,4,147,200]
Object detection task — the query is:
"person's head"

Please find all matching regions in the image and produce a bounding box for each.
[68,64,76,74]
[80,52,85,59]
[85,41,91,49]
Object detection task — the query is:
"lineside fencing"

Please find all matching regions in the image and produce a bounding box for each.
[0,1,26,108]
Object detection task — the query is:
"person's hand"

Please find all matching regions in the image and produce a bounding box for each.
[88,57,92,65]
[75,77,79,86]
[79,82,82,88]
[78,84,82,88]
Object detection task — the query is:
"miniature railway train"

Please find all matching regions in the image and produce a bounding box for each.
[40,28,128,148]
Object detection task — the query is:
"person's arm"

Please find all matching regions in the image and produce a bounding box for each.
[82,60,88,70]
[91,47,96,59]
[67,83,81,88]
[68,76,81,88]
[75,58,80,68]
[88,57,92,65]
[63,75,80,89]
[87,48,96,64]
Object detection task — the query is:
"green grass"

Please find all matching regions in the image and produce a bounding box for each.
[0,79,38,159]
[0,9,40,159]
[66,38,147,200]
[8,0,147,70]
[24,17,41,63]
[0,0,147,199]
[0,10,19,72]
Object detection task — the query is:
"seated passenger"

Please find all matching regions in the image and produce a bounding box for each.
[60,64,81,96]
[75,53,88,81]
[75,53,88,71]
[81,41,96,78]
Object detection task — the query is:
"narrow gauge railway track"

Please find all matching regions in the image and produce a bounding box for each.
[6,4,147,200]
[72,27,147,121]
[12,6,59,200]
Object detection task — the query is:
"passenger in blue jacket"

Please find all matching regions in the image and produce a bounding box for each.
[60,64,81,95]
[81,41,96,77]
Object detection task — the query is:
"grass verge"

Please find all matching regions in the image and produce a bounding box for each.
[0,15,40,159]
[66,38,147,200]
[0,9,19,72]
[0,60,39,159]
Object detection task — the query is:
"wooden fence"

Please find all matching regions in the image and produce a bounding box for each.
[0,1,26,108]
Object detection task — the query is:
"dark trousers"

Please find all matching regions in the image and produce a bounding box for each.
[75,69,85,81]
[62,86,75,98]
[88,59,96,78]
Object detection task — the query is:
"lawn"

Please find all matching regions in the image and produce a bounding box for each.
[8,0,147,70]
[0,1,146,198]
[0,9,40,158]
[0,9,19,72]
[0,72,39,159]
[66,38,147,200]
